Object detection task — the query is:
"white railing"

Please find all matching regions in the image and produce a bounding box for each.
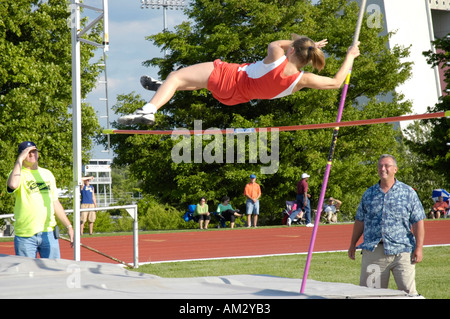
[66,205,139,268]
[92,177,112,183]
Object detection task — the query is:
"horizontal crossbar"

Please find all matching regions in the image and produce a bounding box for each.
[103,111,449,135]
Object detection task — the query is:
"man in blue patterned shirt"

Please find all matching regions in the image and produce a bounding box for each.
[348,154,425,295]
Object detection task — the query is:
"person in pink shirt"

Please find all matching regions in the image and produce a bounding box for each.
[118,34,360,125]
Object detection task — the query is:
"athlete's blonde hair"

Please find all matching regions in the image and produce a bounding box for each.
[291,34,325,71]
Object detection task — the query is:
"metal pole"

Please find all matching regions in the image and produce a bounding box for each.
[133,206,139,268]
[70,0,82,261]
[102,0,111,155]
[300,0,367,294]
[70,0,109,261]
[163,6,167,56]
[102,0,110,52]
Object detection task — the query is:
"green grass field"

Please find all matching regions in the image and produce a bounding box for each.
[134,245,450,299]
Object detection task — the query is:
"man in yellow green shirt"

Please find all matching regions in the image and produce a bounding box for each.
[6,141,74,258]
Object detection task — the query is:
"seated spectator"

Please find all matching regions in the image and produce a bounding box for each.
[194,197,210,229]
[216,196,243,228]
[323,197,342,223]
[429,196,449,219]
[287,203,303,226]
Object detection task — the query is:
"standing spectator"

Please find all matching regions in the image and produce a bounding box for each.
[216,196,243,228]
[323,197,342,223]
[429,196,449,219]
[243,174,261,227]
[194,197,210,229]
[297,173,313,227]
[6,141,74,258]
[348,154,425,295]
[80,176,97,235]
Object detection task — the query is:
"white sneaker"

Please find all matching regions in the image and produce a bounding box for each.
[117,108,155,125]
[306,223,314,227]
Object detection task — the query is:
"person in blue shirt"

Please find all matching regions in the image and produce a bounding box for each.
[348,154,425,296]
[80,176,97,235]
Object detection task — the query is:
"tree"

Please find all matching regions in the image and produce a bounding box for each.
[110,0,412,222]
[0,0,103,215]
[405,34,450,187]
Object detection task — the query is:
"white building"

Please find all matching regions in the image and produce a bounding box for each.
[360,0,449,128]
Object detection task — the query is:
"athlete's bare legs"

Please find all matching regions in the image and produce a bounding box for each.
[150,62,214,110]
[118,62,214,125]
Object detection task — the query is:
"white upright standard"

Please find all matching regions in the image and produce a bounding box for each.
[70,0,109,261]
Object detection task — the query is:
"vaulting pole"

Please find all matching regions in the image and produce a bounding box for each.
[300,0,367,294]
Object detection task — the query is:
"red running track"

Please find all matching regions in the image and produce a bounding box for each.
[1,220,449,265]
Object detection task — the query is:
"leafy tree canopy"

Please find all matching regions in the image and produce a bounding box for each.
[405,34,450,187]
[0,0,103,214]
[111,0,413,222]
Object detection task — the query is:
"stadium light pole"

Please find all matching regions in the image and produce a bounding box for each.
[140,0,187,57]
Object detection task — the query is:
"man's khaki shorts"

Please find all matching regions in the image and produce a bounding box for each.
[80,204,96,223]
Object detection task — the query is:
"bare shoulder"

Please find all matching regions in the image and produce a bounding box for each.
[264,41,287,64]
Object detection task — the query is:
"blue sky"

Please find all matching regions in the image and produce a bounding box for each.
[83,1,189,158]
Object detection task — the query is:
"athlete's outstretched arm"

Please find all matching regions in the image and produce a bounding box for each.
[297,41,360,91]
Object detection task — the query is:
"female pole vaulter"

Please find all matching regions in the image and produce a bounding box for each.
[118,34,360,125]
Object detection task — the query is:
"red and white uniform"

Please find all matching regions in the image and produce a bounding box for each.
[207,56,303,105]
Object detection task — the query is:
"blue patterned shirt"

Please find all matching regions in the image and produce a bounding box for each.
[355,179,425,255]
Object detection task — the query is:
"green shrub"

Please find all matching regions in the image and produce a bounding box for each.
[138,195,192,230]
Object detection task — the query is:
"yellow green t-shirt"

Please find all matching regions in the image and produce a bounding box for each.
[8,167,58,237]
[194,204,209,216]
